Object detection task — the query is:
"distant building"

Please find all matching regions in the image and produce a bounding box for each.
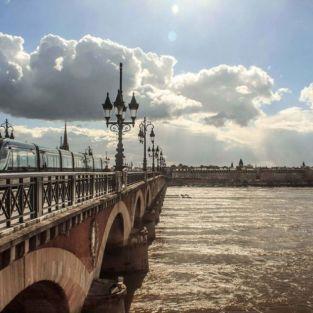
[60,122,69,151]
[170,164,313,186]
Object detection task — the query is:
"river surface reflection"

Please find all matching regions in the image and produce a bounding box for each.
[129,187,313,313]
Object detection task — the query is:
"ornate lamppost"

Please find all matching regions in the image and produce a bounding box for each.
[138,117,154,171]
[159,151,166,171]
[156,147,160,171]
[158,149,163,171]
[148,143,159,172]
[104,152,110,171]
[0,118,14,139]
[102,63,139,171]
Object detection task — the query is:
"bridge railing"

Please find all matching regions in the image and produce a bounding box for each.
[0,171,160,231]
[147,172,156,179]
[126,172,146,186]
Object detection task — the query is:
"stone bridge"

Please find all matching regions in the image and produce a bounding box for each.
[0,171,167,313]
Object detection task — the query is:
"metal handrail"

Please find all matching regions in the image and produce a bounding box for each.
[0,171,115,179]
[0,171,153,231]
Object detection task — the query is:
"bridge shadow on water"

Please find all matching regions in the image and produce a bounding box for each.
[123,272,148,313]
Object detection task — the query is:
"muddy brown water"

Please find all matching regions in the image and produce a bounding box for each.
[128,187,313,313]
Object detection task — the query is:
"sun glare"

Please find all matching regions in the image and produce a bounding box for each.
[171,4,179,15]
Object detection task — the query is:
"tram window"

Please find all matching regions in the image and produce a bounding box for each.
[94,158,101,170]
[46,154,60,169]
[11,150,18,168]
[46,155,49,167]
[46,155,52,167]
[74,158,80,168]
[9,150,21,168]
[7,150,13,170]
[62,155,72,169]
[19,150,28,168]
[56,155,60,168]
[0,147,9,170]
[28,150,36,168]
[86,157,93,170]
[40,152,47,168]
[74,155,84,169]
[2,148,36,171]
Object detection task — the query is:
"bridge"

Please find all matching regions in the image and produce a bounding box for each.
[0,171,167,313]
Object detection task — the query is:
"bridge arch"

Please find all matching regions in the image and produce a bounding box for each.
[0,248,91,313]
[2,280,69,313]
[95,200,131,277]
[132,190,145,229]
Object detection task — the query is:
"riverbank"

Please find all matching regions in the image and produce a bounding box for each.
[168,178,313,187]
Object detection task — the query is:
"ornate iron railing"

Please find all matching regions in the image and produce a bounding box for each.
[126,172,146,186]
[0,171,149,231]
[0,176,36,228]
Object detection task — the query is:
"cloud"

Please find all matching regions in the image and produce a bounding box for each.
[9,107,313,168]
[300,83,313,108]
[14,124,116,157]
[0,32,286,126]
[255,107,313,133]
[0,33,175,120]
[171,65,289,126]
[2,31,313,166]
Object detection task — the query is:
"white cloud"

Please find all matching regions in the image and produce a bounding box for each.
[9,107,313,167]
[0,33,286,126]
[2,32,313,166]
[171,65,289,126]
[0,33,175,120]
[300,83,313,108]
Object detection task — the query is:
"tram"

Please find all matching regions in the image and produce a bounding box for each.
[0,138,107,172]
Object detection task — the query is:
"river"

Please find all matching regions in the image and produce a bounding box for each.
[129,187,313,313]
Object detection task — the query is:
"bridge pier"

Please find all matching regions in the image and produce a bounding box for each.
[100,227,149,276]
[81,278,126,313]
[143,189,166,242]
[143,210,156,242]
[88,228,149,313]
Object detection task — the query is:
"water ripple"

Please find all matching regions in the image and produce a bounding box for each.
[130,187,313,313]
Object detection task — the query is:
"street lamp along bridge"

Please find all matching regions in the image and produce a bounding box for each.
[0,118,14,139]
[148,139,158,172]
[138,117,155,172]
[102,63,139,171]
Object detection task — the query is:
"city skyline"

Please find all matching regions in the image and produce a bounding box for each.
[1,0,313,166]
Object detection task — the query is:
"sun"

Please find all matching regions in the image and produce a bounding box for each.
[171,4,179,15]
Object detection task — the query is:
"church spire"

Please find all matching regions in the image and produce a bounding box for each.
[60,122,69,151]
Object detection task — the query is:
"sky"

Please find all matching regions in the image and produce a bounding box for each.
[0,0,313,166]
